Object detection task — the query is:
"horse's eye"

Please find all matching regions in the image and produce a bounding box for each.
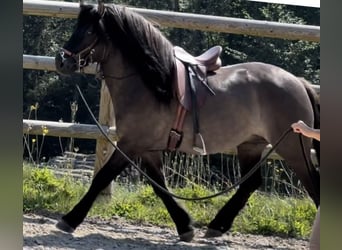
[87,31,93,35]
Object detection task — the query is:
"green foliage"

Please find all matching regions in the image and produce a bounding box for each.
[173,184,228,226]
[232,192,316,238]
[23,164,86,212]
[136,185,159,206]
[88,184,173,226]
[23,166,316,238]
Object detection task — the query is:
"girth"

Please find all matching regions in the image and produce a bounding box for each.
[167,46,222,154]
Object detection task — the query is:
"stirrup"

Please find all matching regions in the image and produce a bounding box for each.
[193,133,207,155]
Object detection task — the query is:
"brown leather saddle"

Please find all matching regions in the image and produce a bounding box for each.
[167,45,222,154]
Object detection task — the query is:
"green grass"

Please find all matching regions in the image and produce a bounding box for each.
[23,164,316,238]
[23,164,85,213]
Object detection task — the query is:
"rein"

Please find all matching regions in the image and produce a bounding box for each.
[76,83,312,201]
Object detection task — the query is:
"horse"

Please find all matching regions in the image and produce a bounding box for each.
[55,2,320,242]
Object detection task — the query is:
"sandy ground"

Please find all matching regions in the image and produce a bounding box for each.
[23,212,309,250]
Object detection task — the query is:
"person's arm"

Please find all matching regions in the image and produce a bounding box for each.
[291,120,320,141]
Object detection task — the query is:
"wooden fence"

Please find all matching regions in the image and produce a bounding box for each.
[24,0,319,42]
[23,0,320,188]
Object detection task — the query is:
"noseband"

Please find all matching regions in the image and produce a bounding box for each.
[59,37,108,71]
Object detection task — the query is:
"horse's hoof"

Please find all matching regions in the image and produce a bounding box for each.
[56,219,75,233]
[179,230,195,242]
[204,228,223,238]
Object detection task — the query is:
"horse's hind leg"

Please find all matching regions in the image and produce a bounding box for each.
[205,140,266,238]
[141,152,195,242]
[56,149,129,233]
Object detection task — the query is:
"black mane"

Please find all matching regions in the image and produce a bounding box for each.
[80,4,175,104]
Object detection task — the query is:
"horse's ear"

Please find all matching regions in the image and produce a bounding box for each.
[97,0,105,16]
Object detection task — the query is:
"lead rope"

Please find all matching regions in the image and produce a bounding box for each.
[76,84,296,201]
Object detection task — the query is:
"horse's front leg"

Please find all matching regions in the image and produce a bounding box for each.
[56,148,129,233]
[141,152,195,242]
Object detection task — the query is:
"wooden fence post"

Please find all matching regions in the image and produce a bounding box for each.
[93,80,116,195]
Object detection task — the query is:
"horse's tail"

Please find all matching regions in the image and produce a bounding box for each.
[298,77,320,164]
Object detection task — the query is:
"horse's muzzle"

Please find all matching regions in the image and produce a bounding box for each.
[55,50,78,75]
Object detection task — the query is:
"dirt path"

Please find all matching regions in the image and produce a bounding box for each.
[23,212,309,250]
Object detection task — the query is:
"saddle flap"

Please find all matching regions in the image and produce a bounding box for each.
[174,59,209,111]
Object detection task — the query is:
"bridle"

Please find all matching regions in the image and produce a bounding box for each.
[59,29,139,80]
[58,3,133,79]
[59,37,108,72]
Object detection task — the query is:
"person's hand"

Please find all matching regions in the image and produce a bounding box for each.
[291,120,311,135]
[291,120,320,141]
